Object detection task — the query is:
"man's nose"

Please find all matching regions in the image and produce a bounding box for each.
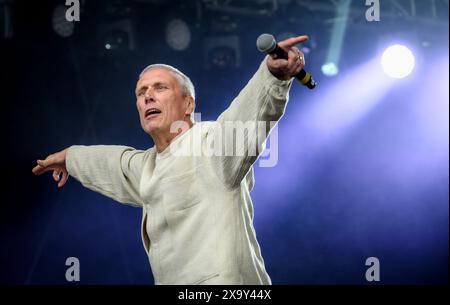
[144,91,155,103]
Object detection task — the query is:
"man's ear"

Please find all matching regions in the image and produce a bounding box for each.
[184,96,195,117]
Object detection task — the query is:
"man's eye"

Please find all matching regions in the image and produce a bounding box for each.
[156,85,167,90]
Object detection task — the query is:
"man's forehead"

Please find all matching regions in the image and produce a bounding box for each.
[138,68,175,85]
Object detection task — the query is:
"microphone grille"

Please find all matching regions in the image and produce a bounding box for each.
[256,33,276,53]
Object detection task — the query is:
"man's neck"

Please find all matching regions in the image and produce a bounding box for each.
[152,119,194,153]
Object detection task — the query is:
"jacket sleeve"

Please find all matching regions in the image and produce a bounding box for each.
[209,56,293,189]
[65,145,147,207]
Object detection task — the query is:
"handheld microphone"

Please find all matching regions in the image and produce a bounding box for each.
[256,33,317,89]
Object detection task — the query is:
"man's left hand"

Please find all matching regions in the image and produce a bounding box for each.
[267,35,309,80]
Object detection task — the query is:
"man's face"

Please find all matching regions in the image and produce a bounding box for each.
[135,68,192,135]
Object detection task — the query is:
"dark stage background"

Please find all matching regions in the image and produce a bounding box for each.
[1,0,448,284]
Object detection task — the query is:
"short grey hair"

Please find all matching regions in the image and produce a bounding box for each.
[139,64,196,100]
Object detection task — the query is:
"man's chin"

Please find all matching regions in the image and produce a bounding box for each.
[140,120,153,129]
[144,122,163,134]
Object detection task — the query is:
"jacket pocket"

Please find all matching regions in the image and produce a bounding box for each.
[193,272,220,285]
[161,165,203,212]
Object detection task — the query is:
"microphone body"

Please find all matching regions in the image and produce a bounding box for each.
[257,34,317,89]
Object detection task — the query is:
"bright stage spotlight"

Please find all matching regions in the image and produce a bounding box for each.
[321,62,339,77]
[381,45,415,79]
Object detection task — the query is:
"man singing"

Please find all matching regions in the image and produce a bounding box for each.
[32,35,308,285]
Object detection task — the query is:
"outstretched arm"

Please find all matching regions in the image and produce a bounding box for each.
[211,35,309,189]
[32,145,148,207]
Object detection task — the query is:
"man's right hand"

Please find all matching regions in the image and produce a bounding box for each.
[32,148,69,188]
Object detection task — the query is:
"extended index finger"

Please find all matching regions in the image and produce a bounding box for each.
[32,164,44,175]
[278,35,309,49]
[32,163,52,175]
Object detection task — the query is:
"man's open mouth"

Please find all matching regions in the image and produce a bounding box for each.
[145,108,162,119]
